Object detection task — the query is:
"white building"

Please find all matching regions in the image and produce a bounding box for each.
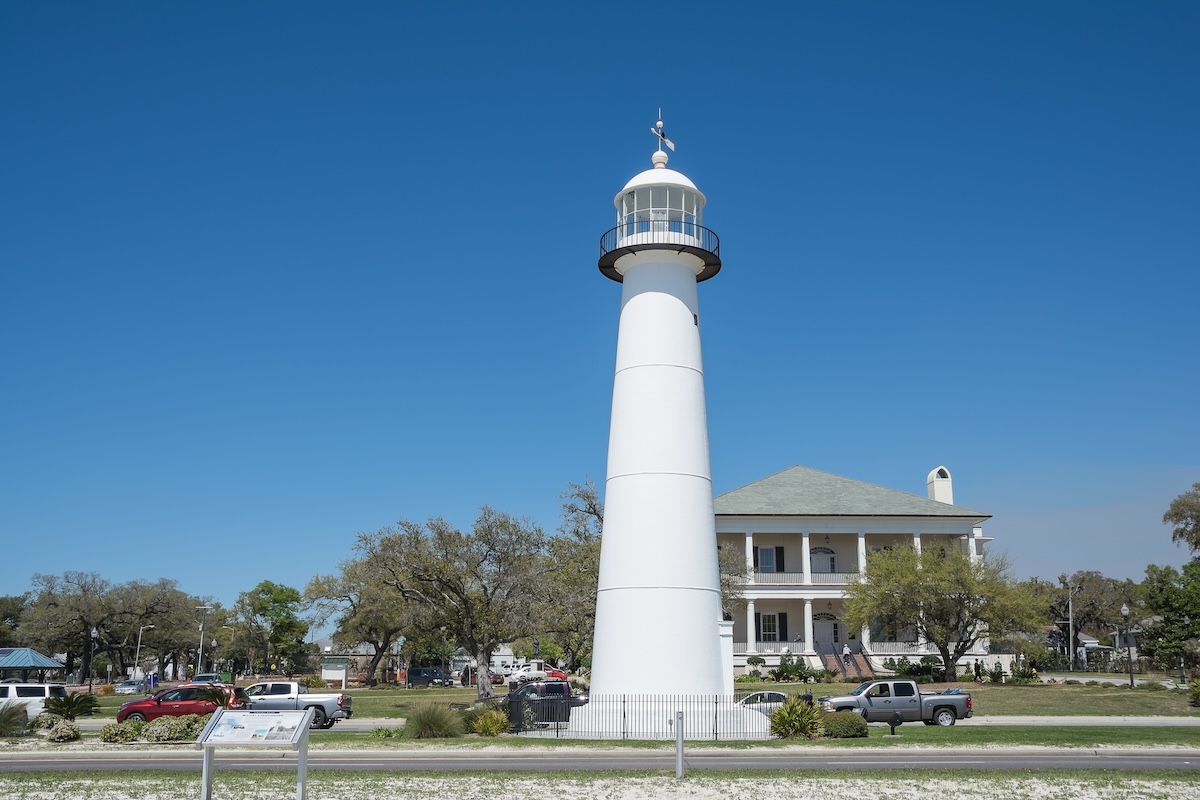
[715,464,991,673]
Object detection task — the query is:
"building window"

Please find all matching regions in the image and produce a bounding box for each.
[760,614,778,642]
[753,545,786,573]
[810,546,836,573]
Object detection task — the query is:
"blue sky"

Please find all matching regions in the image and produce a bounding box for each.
[3,2,1197,612]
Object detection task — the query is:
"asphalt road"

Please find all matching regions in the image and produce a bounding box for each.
[1,747,1197,773]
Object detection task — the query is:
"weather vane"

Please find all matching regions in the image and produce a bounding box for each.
[650,109,675,152]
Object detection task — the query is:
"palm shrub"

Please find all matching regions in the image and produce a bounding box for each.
[769,697,823,739]
[0,701,30,737]
[45,693,100,720]
[470,709,510,737]
[821,710,868,738]
[404,702,464,739]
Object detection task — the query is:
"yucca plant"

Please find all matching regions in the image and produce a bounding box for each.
[44,693,100,721]
[769,696,823,739]
[0,701,30,736]
[403,702,464,739]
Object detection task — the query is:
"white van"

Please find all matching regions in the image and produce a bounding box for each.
[0,683,69,719]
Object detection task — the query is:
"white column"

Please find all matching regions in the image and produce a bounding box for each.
[745,600,757,654]
[856,531,867,576]
[970,526,982,563]
[801,531,811,584]
[913,532,922,555]
[803,599,814,655]
[744,531,755,582]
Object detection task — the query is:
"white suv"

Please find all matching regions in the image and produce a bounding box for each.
[0,683,69,719]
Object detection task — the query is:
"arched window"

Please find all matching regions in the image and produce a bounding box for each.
[810,546,837,573]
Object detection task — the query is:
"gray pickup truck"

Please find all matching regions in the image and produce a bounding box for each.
[243,681,353,729]
[819,679,972,726]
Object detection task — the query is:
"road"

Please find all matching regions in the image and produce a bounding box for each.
[1,747,1197,773]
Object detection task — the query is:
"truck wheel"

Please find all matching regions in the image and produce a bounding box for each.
[320,718,336,729]
[933,707,956,727]
[308,707,327,729]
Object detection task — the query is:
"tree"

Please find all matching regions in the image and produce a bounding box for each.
[1029,570,1125,668]
[541,480,603,673]
[360,507,554,700]
[0,594,27,648]
[305,556,415,686]
[236,582,308,675]
[1164,483,1200,555]
[844,545,1041,680]
[1134,562,1200,671]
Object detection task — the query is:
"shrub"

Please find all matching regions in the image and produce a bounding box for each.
[1188,679,1200,707]
[46,720,81,742]
[403,702,464,739]
[1136,680,1167,691]
[734,674,760,684]
[45,693,100,721]
[0,702,30,736]
[96,683,115,696]
[769,697,823,739]
[1064,679,1081,685]
[302,676,327,689]
[821,710,868,738]
[143,713,209,742]
[471,709,510,737]
[31,713,62,731]
[369,726,400,738]
[1085,680,1101,687]
[100,722,142,744]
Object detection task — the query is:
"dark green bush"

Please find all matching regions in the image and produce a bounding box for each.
[821,710,868,738]
[1188,679,1200,707]
[403,702,464,739]
[1136,680,1167,691]
[45,693,100,721]
[769,697,822,739]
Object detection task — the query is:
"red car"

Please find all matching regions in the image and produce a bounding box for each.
[116,683,249,723]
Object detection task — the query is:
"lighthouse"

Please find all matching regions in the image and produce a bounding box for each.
[588,121,726,697]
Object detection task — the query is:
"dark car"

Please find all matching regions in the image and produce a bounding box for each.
[406,668,451,687]
[116,683,249,723]
[503,680,587,728]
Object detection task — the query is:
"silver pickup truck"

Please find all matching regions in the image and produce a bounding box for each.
[243,681,353,729]
[819,679,972,726]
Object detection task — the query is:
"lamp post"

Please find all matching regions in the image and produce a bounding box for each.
[1121,603,1134,689]
[195,605,213,677]
[440,626,447,680]
[1183,616,1192,686]
[134,624,155,681]
[88,627,98,693]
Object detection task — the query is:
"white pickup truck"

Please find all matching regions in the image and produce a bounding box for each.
[507,660,567,689]
[243,681,353,729]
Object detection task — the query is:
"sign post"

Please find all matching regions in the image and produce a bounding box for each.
[196,708,314,800]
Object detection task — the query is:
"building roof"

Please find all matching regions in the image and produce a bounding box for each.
[0,647,64,670]
[714,465,990,519]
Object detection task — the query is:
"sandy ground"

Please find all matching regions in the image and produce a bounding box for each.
[0,774,1196,799]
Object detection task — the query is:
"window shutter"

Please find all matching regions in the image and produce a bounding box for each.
[775,546,785,573]
[754,612,761,641]
[752,546,759,570]
[779,612,788,642]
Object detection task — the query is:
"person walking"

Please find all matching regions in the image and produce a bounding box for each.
[842,643,852,666]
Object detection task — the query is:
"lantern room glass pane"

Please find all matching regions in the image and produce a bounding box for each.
[669,187,682,210]
[635,187,650,211]
[651,186,667,208]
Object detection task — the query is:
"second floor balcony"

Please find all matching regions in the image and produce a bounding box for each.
[748,571,860,586]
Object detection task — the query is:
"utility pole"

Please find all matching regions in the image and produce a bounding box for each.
[195,605,213,676]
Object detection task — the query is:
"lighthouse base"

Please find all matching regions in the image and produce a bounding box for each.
[563,695,772,741]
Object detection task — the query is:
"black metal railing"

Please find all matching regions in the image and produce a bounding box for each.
[598,222,720,261]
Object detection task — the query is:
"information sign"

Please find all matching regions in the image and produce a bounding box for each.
[195,708,313,800]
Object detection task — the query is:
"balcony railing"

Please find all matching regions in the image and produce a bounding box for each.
[750,571,859,585]
[597,222,721,282]
[734,641,805,654]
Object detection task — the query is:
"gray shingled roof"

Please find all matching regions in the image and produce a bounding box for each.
[714,465,990,518]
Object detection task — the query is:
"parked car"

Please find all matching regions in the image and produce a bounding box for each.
[502,680,587,728]
[818,679,973,726]
[114,679,147,695]
[243,681,353,729]
[736,690,791,716]
[406,668,451,687]
[191,673,222,684]
[116,683,249,723]
[0,683,68,719]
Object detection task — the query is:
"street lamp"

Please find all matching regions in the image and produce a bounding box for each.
[195,605,213,676]
[134,624,155,682]
[1183,616,1192,686]
[88,627,99,693]
[440,626,448,677]
[1121,603,1134,689]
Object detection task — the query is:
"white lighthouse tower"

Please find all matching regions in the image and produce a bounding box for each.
[589,121,726,697]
